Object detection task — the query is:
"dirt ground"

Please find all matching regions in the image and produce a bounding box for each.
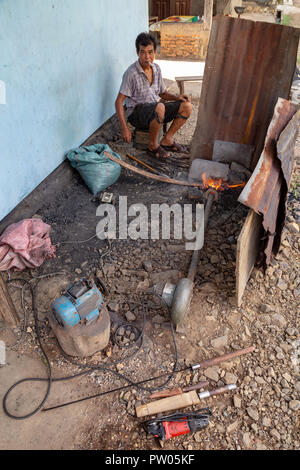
[0,11,300,452]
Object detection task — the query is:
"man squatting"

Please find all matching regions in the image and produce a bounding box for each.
[115,32,192,160]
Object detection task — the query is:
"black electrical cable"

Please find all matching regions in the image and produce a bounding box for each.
[2,280,179,418]
[3,279,52,420]
[3,278,97,419]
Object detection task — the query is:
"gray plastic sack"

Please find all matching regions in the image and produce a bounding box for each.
[67,144,121,195]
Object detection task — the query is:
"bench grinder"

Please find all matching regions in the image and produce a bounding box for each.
[158,190,217,327]
[48,278,110,357]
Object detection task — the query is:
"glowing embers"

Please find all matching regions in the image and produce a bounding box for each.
[201,173,246,191]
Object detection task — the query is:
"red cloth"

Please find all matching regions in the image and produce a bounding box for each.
[0,219,56,271]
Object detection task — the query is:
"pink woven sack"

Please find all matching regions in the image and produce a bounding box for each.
[0,219,56,271]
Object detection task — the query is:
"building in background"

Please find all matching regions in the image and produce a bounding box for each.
[149,0,242,20]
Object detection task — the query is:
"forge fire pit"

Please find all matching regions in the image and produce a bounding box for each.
[189,140,253,190]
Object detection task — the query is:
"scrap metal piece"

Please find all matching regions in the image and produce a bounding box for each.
[238,98,300,266]
[100,192,114,204]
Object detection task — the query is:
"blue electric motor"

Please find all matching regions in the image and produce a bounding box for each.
[53,279,104,329]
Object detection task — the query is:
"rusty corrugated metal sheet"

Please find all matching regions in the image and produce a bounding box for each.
[190,15,300,170]
[238,98,300,265]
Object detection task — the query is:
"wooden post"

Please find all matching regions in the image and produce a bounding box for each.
[0,273,19,326]
[204,0,213,31]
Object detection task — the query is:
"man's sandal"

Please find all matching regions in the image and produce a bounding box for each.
[146,145,170,160]
[161,142,188,153]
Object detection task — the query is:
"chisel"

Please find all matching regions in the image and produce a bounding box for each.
[136,384,237,418]
[149,381,209,400]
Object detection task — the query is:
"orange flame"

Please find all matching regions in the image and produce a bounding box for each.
[202,173,246,191]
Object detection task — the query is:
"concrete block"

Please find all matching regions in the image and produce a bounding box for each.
[188,158,230,183]
[212,140,254,170]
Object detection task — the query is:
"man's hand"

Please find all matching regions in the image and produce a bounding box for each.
[122,125,132,143]
[115,92,132,143]
[159,91,191,103]
[178,94,191,103]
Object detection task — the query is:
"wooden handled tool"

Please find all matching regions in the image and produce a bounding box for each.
[136,384,237,418]
[137,390,200,418]
[149,380,209,400]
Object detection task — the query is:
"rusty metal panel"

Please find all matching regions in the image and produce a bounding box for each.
[190,15,300,170]
[238,98,300,265]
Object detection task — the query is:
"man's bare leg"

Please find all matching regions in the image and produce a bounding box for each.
[148,102,165,151]
[161,101,192,147]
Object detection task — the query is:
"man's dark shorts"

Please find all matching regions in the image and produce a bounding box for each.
[128,101,182,131]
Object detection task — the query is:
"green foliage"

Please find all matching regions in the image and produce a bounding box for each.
[281,15,291,26]
[290,174,300,199]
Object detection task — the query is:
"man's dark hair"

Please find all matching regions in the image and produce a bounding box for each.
[135,32,157,53]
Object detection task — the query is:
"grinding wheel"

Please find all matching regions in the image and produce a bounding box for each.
[170,278,194,326]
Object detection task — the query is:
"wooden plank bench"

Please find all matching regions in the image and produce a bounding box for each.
[175,75,203,95]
